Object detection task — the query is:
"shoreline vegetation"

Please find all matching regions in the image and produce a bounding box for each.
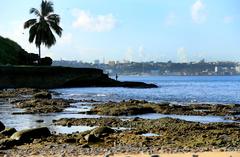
[0,89,240,156]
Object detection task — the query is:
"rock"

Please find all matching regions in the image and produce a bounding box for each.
[64,138,76,143]
[67,122,72,127]
[225,116,240,121]
[121,81,158,88]
[131,117,142,121]
[0,128,17,137]
[192,155,198,157]
[103,154,111,157]
[33,92,52,99]
[0,138,19,150]
[84,134,99,143]
[0,121,5,132]
[151,155,160,157]
[81,143,90,148]
[36,120,44,123]
[90,126,115,138]
[10,127,51,142]
[14,98,70,113]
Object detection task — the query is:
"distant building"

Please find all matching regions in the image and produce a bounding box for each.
[94,60,100,65]
[123,60,130,64]
[236,65,240,73]
[108,61,116,66]
[215,66,218,73]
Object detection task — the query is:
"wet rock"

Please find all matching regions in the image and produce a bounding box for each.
[84,134,99,143]
[224,116,240,121]
[90,102,155,116]
[14,98,70,113]
[0,128,17,137]
[88,101,240,116]
[0,88,46,99]
[53,117,240,150]
[81,143,90,148]
[131,117,142,121]
[129,99,148,104]
[0,138,19,150]
[10,127,51,142]
[33,92,52,99]
[36,120,44,123]
[63,138,77,143]
[121,81,158,88]
[0,121,5,132]
[90,126,115,138]
[67,122,72,127]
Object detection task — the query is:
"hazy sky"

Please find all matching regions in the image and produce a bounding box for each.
[0,0,240,62]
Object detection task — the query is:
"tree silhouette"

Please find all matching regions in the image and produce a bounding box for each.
[24,0,62,64]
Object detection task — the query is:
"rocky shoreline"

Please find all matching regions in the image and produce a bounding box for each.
[88,99,240,116]
[0,66,158,89]
[0,88,240,157]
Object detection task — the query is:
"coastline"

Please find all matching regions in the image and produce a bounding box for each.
[1,88,240,157]
[0,66,157,89]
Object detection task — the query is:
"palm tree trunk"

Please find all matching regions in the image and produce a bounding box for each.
[38,45,41,64]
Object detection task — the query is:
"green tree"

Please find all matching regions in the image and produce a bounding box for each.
[24,0,62,63]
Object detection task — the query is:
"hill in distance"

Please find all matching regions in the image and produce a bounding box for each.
[0,35,47,65]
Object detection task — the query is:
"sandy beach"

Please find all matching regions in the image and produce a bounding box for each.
[80,151,240,157]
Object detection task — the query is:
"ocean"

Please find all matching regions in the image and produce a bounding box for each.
[55,75,240,104]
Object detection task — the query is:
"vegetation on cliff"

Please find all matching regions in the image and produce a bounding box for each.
[0,36,38,65]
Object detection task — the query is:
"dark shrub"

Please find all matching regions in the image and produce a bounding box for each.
[40,57,52,66]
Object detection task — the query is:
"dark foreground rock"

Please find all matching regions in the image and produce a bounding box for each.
[88,100,240,116]
[0,125,51,150]
[10,127,51,142]
[225,116,240,121]
[121,81,158,88]
[0,121,5,132]
[54,117,240,149]
[0,138,19,150]
[90,126,115,138]
[0,128,17,137]
[0,118,240,155]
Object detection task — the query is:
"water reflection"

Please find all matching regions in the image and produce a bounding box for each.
[51,126,96,134]
[126,113,235,123]
[0,101,237,134]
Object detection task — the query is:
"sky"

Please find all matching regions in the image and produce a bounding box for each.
[0,0,240,63]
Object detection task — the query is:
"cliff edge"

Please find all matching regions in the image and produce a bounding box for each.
[0,66,157,89]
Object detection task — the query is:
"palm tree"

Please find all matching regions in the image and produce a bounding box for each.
[24,0,62,64]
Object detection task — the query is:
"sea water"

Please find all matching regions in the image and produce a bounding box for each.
[56,76,240,104]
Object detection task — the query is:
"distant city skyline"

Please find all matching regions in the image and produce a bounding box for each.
[0,0,240,62]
